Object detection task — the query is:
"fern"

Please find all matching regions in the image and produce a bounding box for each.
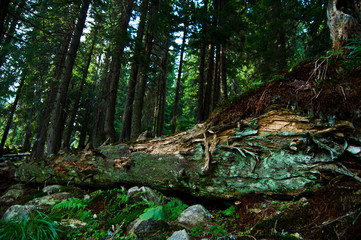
[51,197,90,220]
[0,211,61,240]
[163,199,188,220]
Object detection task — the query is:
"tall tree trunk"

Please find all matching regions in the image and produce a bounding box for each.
[32,17,75,159]
[197,0,209,123]
[104,0,134,143]
[327,0,361,51]
[212,45,221,110]
[78,102,92,149]
[197,42,206,122]
[91,51,111,147]
[131,32,154,140]
[63,36,95,149]
[0,77,24,156]
[220,44,227,100]
[47,0,90,155]
[171,23,188,133]
[154,37,170,137]
[202,43,215,120]
[22,122,32,153]
[120,0,149,142]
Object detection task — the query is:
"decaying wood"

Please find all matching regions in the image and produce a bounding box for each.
[202,133,220,171]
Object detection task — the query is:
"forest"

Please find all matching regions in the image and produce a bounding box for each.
[0,0,341,157]
[1,0,361,239]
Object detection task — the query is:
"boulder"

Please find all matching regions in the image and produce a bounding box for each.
[167,229,190,240]
[2,204,37,221]
[177,204,212,230]
[126,218,168,238]
[0,183,25,205]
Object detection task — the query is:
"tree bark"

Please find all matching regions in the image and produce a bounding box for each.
[120,0,149,142]
[171,23,188,133]
[327,0,361,51]
[104,0,134,143]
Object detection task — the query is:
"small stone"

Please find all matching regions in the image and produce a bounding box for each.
[126,218,168,238]
[2,205,37,221]
[167,229,190,240]
[177,204,212,230]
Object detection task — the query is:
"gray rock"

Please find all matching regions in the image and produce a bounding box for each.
[126,218,168,238]
[2,204,37,221]
[177,204,212,230]
[167,229,190,240]
[28,192,73,207]
[127,186,164,204]
[42,185,62,194]
[0,184,25,205]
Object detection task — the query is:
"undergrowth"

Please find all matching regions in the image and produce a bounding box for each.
[0,210,61,240]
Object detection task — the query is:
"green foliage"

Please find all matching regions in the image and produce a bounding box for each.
[221,206,235,216]
[344,38,361,67]
[163,198,188,220]
[51,197,91,220]
[209,225,227,237]
[140,206,166,221]
[190,226,205,237]
[0,211,61,240]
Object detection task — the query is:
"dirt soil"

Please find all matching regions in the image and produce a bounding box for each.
[208,57,361,129]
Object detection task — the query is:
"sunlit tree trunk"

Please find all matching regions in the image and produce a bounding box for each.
[212,45,221,110]
[327,0,361,51]
[220,44,227,100]
[104,0,134,143]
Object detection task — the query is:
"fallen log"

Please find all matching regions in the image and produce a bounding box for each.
[14,109,361,199]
